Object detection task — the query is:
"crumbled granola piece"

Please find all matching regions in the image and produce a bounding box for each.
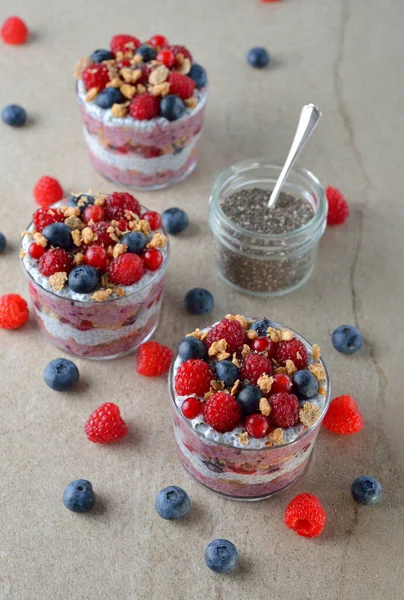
[210,380,225,392]
[318,386,327,396]
[237,432,249,445]
[257,374,273,395]
[137,83,147,94]
[177,57,191,75]
[208,339,228,357]
[299,402,322,428]
[19,249,26,259]
[81,227,95,244]
[65,215,84,230]
[112,103,128,118]
[312,344,321,362]
[280,329,294,341]
[146,232,168,249]
[149,65,169,85]
[33,232,48,248]
[74,56,92,79]
[204,390,213,401]
[184,97,197,109]
[218,351,231,361]
[106,77,123,88]
[259,397,271,417]
[267,327,281,343]
[112,243,127,258]
[308,363,326,382]
[131,54,143,66]
[241,344,251,358]
[121,68,142,84]
[231,379,240,396]
[268,428,284,446]
[246,329,258,340]
[224,314,249,330]
[71,230,82,247]
[285,360,297,376]
[273,366,287,375]
[91,288,113,302]
[232,354,242,368]
[120,84,136,99]
[186,328,208,341]
[138,220,152,235]
[73,252,85,265]
[149,82,170,97]
[176,53,185,65]
[21,230,33,239]
[296,352,302,360]
[63,206,81,218]
[85,87,98,102]
[114,287,125,297]
[49,271,68,292]
[94,194,106,206]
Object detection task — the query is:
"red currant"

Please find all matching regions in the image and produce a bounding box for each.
[117,59,131,69]
[149,34,168,48]
[143,248,163,271]
[116,219,127,231]
[270,373,292,395]
[28,243,46,259]
[85,246,109,271]
[252,337,270,352]
[245,414,271,438]
[182,397,203,419]
[142,211,162,230]
[83,205,105,224]
[157,49,176,68]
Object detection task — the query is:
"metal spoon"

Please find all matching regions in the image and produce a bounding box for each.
[267,104,322,209]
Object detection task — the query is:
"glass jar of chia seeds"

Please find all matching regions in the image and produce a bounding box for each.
[209,159,327,296]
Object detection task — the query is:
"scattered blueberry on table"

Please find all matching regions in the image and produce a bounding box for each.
[0,232,7,253]
[247,47,271,69]
[63,479,96,513]
[44,358,79,392]
[204,539,238,573]
[351,476,382,506]
[184,288,214,315]
[160,95,186,121]
[162,207,189,234]
[178,336,209,361]
[155,486,190,520]
[68,265,100,294]
[1,104,27,127]
[332,324,363,354]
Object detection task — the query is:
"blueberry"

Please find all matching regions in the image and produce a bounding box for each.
[332,325,363,354]
[42,223,72,250]
[204,539,238,574]
[0,232,6,253]
[178,336,208,362]
[67,194,95,213]
[292,369,318,400]
[236,385,262,415]
[184,288,214,315]
[44,358,79,391]
[162,207,189,234]
[250,318,276,337]
[155,486,190,520]
[351,476,382,506]
[95,87,125,109]
[63,479,96,513]
[247,47,271,69]
[160,94,186,121]
[188,63,207,88]
[2,104,27,127]
[121,231,147,254]
[90,48,115,63]
[215,360,239,387]
[68,265,100,294]
[135,45,157,62]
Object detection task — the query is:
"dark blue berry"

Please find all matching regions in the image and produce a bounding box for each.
[42,223,72,250]
[178,336,209,362]
[90,49,115,63]
[292,369,318,400]
[250,318,276,337]
[160,94,186,121]
[236,385,262,416]
[68,265,100,294]
[184,288,214,315]
[188,64,207,88]
[215,360,239,387]
[247,47,270,69]
[67,194,95,213]
[162,207,189,234]
[63,479,96,513]
[155,486,190,520]
[0,232,7,253]
[2,104,27,127]
[95,87,125,109]
[44,358,79,392]
[121,231,147,254]
[204,539,238,573]
[135,45,157,62]
[351,476,382,506]
[332,325,363,354]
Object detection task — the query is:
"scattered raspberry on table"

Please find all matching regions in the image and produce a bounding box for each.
[85,402,128,444]
[33,176,64,208]
[137,341,174,376]
[323,395,364,434]
[326,186,350,226]
[0,294,29,329]
[284,493,326,538]
[1,16,28,45]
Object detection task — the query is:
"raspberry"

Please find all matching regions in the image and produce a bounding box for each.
[33,176,64,208]
[168,72,195,100]
[136,341,174,376]
[323,395,364,434]
[182,397,203,419]
[129,94,159,121]
[175,359,213,396]
[28,243,45,260]
[110,34,141,54]
[90,221,116,248]
[108,253,144,285]
[326,186,349,226]
[137,63,151,85]
[143,248,163,271]
[142,211,161,230]
[84,402,128,444]
[240,352,272,385]
[81,64,110,92]
[0,294,29,329]
[205,318,246,354]
[203,392,242,433]
[83,205,104,223]
[33,207,65,232]
[104,191,141,221]
[245,413,271,438]
[284,493,326,538]
[39,248,73,277]
[84,246,108,271]
[169,45,193,63]
[269,393,300,428]
[1,17,28,45]
[275,339,308,370]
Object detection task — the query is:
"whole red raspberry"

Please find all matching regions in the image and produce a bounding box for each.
[90,221,117,248]
[136,341,174,376]
[82,64,110,92]
[245,413,271,438]
[284,493,326,538]
[205,318,246,354]
[1,16,28,45]
[33,207,65,232]
[0,294,29,329]
[203,392,242,433]
[269,392,300,428]
[168,72,195,100]
[33,176,64,208]
[326,186,349,226]
[169,45,193,63]
[129,94,159,121]
[39,248,73,277]
[85,402,128,444]
[103,191,141,221]
[110,34,141,54]
[175,359,213,396]
[275,339,308,370]
[108,253,144,286]
[323,395,364,434]
[240,352,272,384]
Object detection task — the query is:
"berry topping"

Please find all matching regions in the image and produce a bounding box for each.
[291,369,318,400]
[108,253,144,286]
[351,476,382,506]
[188,64,207,88]
[156,48,176,67]
[67,193,95,213]
[178,336,208,362]
[1,104,26,127]
[63,480,96,513]
[214,360,240,387]
[141,211,161,230]
[135,44,157,62]
[39,248,73,277]
[270,373,292,395]
[275,338,308,370]
[85,402,128,444]
[95,87,125,109]
[110,34,141,53]
[90,49,115,63]
[205,318,246,354]
[68,265,100,294]
[323,395,364,434]
[326,186,349,226]
[184,288,214,315]
[250,318,276,336]
[203,392,242,433]
[204,539,238,574]
[160,94,186,121]
[155,486,190,520]
[162,207,189,234]
[0,294,29,329]
[251,336,271,353]
[90,221,117,248]
[44,358,79,391]
[331,324,363,354]
[236,384,262,416]
[129,94,159,121]
[42,223,72,250]
[28,243,45,260]
[82,204,105,224]
[240,352,272,385]
[169,44,193,62]
[0,233,6,253]
[1,16,28,45]
[103,191,141,220]
[136,341,174,377]
[247,46,271,68]
[245,413,271,438]
[175,359,213,396]
[33,176,64,208]
[82,63,110,92]
[149,34,169,48]
[269,393,300,429]
[143,248,163,271]
[33,207,65,232]
[121,231,147,255]
[181,397,203,419]
[168,72,195,100]
[284,493,326,538]
[84,246,108,271]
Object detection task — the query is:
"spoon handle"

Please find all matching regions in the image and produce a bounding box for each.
[267,104,322,209]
